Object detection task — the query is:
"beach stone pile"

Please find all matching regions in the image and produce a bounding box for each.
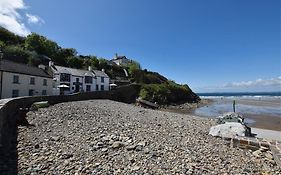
[209,112,252,137]
[17,100,281,174]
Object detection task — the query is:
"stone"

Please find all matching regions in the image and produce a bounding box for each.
[135,145,143,151]
[209,122,248,137]
[112,141,124,149]
[253,150,261,158]
[96,142,104,146]
[264,153,273,160]
[131,165,140,171]
[50,136,60,141]
[101,148,108,152]
[61,153,73,159]
[217,112,244,124]
[126,145,136,151]
[143,148,150,154]
[34,144,40,149]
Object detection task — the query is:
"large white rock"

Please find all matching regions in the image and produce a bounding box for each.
[209,122,247,137]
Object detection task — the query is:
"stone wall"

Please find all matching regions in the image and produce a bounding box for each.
[0,84,140,174]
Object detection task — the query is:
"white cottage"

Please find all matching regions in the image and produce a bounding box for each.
[0,60,53,99]
[51,64,110,95]
[110,54,132,66]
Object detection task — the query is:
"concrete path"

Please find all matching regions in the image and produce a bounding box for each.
[252,128,281,142]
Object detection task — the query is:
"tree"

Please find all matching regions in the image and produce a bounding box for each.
[25,33,60,59]
[0,27,25,45]
[66,56,83,69]
[98,58,108,70]
[3,45,30,63]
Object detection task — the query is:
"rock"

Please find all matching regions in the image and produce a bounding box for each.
[50,136,60,141]
[209,122,248,137]
[253,150,261,158]
[143,148,150,154]
[101,148,108,152]
[265,153,273,160]
[61,153,73,159]
[34,144,40,149]
[217,112,245,124]
[137,141,146,147]
[126,145,136,151]
[111,141,124,149]
[131,165,140,171]
[96,142,104,146]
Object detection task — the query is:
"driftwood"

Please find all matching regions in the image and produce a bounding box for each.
[136,98,159,109]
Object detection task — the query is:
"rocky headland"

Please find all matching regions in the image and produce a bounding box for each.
[18,100,281,174]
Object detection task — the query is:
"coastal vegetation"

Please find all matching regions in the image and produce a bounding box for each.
[0,27,199,104]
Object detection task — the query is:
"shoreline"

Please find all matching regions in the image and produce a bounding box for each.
[159,98,281,132]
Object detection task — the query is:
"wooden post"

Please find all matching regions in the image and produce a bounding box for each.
[233,100,236,113]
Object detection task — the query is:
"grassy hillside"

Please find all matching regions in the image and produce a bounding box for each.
[0,27,200,104]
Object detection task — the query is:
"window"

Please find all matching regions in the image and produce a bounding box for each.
[101,77,104,83]
[85,76,93,84]
[76,78,79,82]
[96,85,99,91]
[29,89,34,96]
[60,73,71,82]
[30,77,35,85]
[12,90,19,97]
[43,79,47,86]
[42,90,47,95]
[86,85,91,92]
[101,85,104,91]
[13,75,19,84]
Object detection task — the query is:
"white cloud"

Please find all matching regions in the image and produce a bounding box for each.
[0,0,44,36]
[223,77,281,88]
[26,13,44,24]
[195,77,281,93]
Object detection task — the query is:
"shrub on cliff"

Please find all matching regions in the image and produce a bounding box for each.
[139,83,199,105]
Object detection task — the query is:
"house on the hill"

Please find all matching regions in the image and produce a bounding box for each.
[0,60,53,99]
[51,63,109,95]
[110,54,132,66]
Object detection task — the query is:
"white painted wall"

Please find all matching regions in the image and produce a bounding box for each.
[1,72,52,99]
[96,76,109,91]
[82,77,96,92]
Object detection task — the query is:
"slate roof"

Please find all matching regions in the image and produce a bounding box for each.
[92,70,109,78]
[53,65,108,78]
[53,66,94,77]
[0,60,52,78]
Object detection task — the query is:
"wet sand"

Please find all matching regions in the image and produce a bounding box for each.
[194,97,281,131]
[246,114,281,131]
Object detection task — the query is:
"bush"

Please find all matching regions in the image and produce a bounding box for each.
[139,83,199,105]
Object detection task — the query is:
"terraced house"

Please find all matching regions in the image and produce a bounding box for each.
[0,60,53,99]
[51,63,109,95]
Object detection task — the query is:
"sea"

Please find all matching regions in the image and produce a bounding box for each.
[194,92,281,124]
[197,91,281,98]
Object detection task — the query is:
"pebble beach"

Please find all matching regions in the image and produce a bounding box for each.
[18,100,281,174]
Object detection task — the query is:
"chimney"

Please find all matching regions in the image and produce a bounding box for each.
[88,66,92,71]
[38,64,46,70]
[115,53,118,58]
[48,61,54,67]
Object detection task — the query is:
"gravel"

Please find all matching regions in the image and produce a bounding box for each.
[18,100,281,174]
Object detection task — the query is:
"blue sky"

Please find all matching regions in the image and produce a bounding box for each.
[0,0,280,92]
